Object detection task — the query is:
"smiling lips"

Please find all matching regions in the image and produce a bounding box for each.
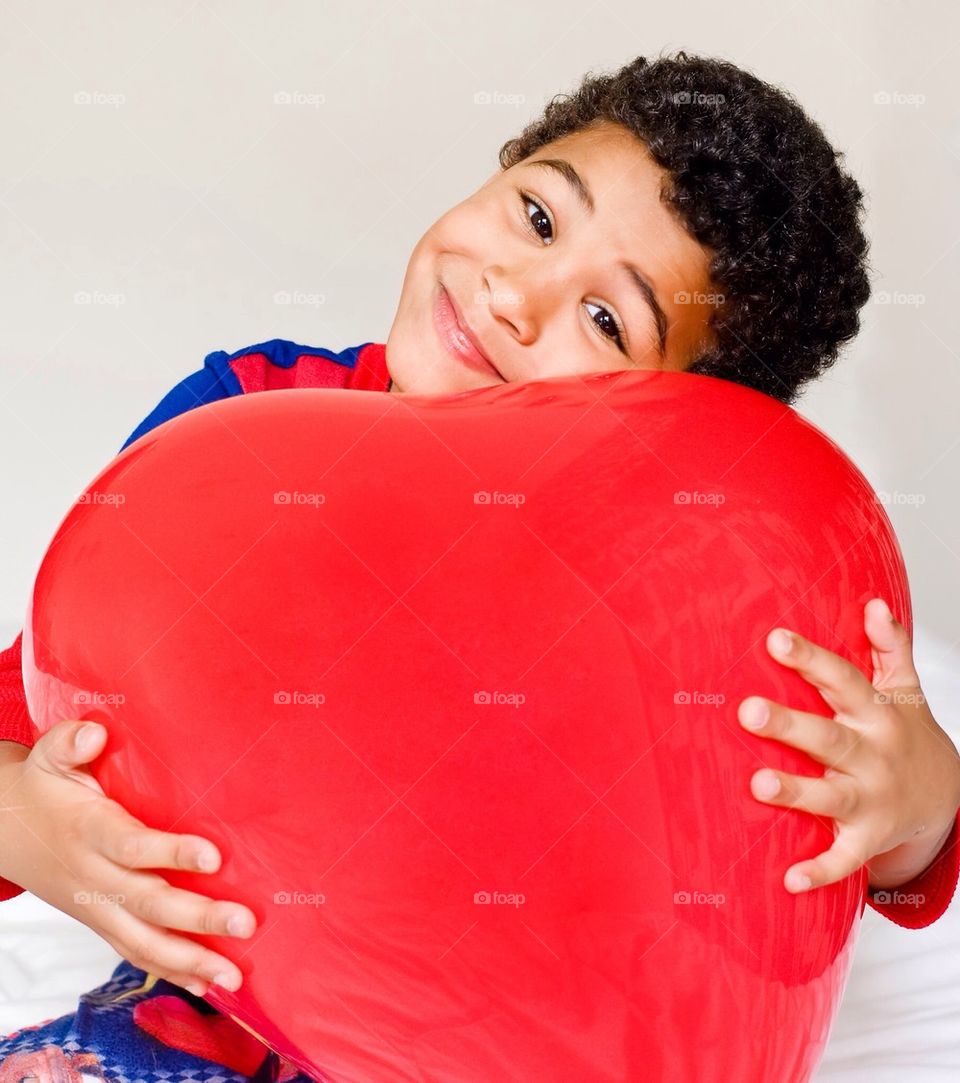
[433,283,503,378]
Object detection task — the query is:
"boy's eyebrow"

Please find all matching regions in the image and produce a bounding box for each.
[527,157,596,214]
[525,157,669,359]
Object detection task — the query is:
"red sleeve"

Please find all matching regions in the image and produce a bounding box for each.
[0,631,35,901]
[0,632,33,748]
[225,341,388,394]
[865,808,960,928]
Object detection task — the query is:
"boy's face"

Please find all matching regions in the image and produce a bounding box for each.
[385,119,719,396]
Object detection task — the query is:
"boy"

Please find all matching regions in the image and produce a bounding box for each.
[1,51,957,1080]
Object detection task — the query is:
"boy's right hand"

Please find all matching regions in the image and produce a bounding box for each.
[0,719,257,998]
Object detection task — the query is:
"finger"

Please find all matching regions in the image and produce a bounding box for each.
[169,976,209,998]
[781,825,871,893]
[126,967,210,999]
[765,627,877,720]
[748,766,859,821]
[93,954,210,999]
[93,809,221,875]
[863,597,921,689]
[100,912,245,991]
[738,696,860,768]
[127,879,257,940]
[31,719,107,772]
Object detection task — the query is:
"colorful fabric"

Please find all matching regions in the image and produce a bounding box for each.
[0,960,310,1082]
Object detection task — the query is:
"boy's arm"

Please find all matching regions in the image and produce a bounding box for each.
[118,344,258,451]
[119,339,386,451]
[865,810,959,928]
[0,632,33,750]
[0,634,35,900]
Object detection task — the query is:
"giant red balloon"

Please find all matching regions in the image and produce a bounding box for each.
[22,369,909,1082]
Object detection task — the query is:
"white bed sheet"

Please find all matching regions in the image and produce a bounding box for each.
[1,623,957,1078]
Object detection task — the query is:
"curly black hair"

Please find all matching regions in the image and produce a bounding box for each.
[497,52,872,404]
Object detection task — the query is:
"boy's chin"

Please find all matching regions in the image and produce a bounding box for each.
[390,345,502,396]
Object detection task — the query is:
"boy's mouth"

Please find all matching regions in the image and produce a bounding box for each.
[433,282,505,381]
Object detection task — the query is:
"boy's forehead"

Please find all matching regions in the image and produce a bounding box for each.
[533,119,656,168]
[502,122,670,212]
[511,124,707,266]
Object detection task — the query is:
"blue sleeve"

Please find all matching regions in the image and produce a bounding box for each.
[118,338,362,453]
[119,349,243,452]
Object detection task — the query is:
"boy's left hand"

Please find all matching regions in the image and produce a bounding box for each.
[737,597,960,894]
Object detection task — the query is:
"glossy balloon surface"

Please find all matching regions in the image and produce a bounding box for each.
[23,370,910,1082]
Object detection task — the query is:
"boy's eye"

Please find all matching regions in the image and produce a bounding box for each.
[519,191,554,243]
[516,190,629,356]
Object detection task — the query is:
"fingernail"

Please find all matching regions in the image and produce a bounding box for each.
[227,914,251,937]
[74,723,97,754]
[786,870,812,892]
[185,982,206,997]
[211,972,240,991]
[755,771,781,798]
[741,700,769,729]
[195,850,217,873]
[771,629,793,655]
[876,598,894,622]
